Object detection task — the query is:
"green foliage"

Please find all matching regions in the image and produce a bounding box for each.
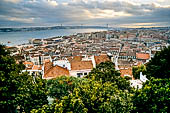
[0,45,48,112]
[16,73,48,112]
[132,46,170,112]
[33,61,133,112]
[86,61,131,91]
[0,45,25,112]
[32,80,133,113]
[47,76,86,99]
[113,76,132,91]
[72,80,133,113]
[132,78,170,113]
[86,61,120,83]
[132,64,147,79]
[146,46,170,79]
[31,103,56,113]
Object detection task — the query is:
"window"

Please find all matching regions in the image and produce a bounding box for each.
[77,73,83,77]
[84,72,87,75]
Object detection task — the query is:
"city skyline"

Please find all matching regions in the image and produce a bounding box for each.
[0,0,170,28]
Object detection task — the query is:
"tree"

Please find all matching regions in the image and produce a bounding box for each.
[86,61,131,91]
[86,61,120,82]
[0,45,48,112]
[146,46,170,79]
[32,80,133,113]
[132,47,170,112]
[16,73,48,112]
[47,76,86,100]
[0,45,25,112]
[132,64,147,79]
[132,78,170,113]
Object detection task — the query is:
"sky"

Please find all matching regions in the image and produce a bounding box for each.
[0,0,170,28]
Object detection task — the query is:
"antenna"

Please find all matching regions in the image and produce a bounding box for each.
[106,24,109,29]
[126,31,129,42]
[140,32,142,43]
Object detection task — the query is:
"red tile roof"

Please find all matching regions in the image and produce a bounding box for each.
[119,66,132,77]
[44,65,69,79]
[44,60,53,74]
[23,61,33,65]
[67,56,83,62]
[32,65,42,70]
[94,54,110,65]
[71,61,93,70]
[137,61,143,66]
[136,53,150,60]
[23,61,33,69]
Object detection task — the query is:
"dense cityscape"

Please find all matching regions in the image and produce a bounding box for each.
[7,28,169,85]
[1,0,170,112]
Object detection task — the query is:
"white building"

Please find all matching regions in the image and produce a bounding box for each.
[53,60,71,70]
[130,79,143,89]
[140,72,148,82]
[69,61,93,78]
[130,72,148,89]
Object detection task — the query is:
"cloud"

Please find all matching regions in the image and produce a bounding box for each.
[0,0,170,27]
[0,15,34,23]
[157,0,165,3]
[3,0,22,3]
[47,0,58,7]
[8,17,34,23]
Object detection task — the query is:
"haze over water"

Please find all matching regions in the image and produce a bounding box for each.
[0,28,106,46]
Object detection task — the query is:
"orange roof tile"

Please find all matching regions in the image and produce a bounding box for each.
[23,61,34,69]
[137,61,143,66]
[136,53,150,60]
[71,61,93,70]
[23,61,33,65]
[119,66,132,77]
[67,56,83,62]
[94,54,110,65]
[44,65,69,79]
[44,60,53,73]
[44,59,50,63]
[32,65,42,70]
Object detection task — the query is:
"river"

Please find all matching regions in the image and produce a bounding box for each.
[0,28,106,46]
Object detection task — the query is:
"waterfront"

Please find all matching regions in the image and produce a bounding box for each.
[0,28,106,46]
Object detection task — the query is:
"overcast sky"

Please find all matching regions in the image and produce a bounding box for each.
[0,0,170,28]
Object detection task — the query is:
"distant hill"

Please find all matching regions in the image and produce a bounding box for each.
[0,26,169,32]
[0,26,108,32]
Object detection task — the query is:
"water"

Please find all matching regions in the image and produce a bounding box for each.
[0,28,106,46]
